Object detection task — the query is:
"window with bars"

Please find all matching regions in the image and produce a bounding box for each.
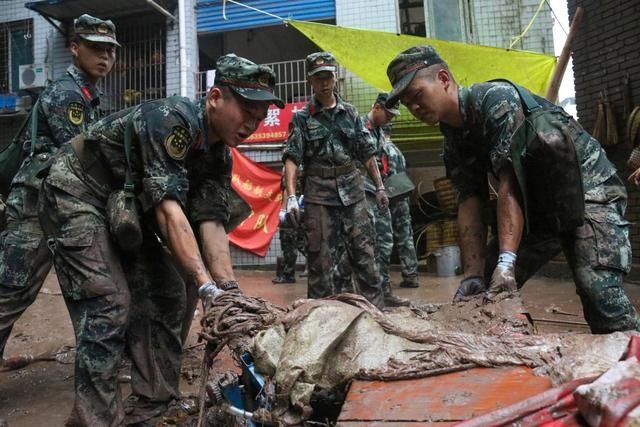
[100,17,166,113]
[398,0,426,37]
[0,19,34,94]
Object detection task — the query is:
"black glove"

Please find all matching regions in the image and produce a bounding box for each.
[453,276,486,302]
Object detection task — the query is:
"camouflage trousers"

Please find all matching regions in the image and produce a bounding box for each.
[332,195,392,295]
[334,195,418,295]
[0,178,52,358]
[303,199,383,306]
[39,150,186,427]
[383,197,419,285]
[279,223,306,278]
[485,174,639,334]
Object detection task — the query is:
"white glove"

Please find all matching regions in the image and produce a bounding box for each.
[486,251,517,300]
[198,280,223,301]
[285,195,301,227]
[279,208,287,224]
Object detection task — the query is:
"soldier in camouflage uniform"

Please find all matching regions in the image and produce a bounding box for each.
[273,169,306,284]
[0,15,118,359]
[283,52,389,308]
[333,93,413,306]
[368,95,419,290]
[38,54,283,426]
[386,45,640,334]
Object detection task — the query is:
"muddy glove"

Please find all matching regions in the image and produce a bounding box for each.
[198,280,223,301]
[486,251,517,299]
[453,276,485,302]
[285,195,301,227]
[376,187,389,212]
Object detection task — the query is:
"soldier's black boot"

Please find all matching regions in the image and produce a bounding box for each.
[272,257,296,284]
[382,281,412,307]
[399,275,420,288]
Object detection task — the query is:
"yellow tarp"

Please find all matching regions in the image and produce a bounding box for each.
[289,20,556,96]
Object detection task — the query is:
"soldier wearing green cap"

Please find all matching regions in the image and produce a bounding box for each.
[38,53,283,426]
[386,45,640,334]
[333,93,416,306]
[0,14,118,361]
[283,52,389,307]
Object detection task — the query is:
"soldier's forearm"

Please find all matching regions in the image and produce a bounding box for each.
[155,199,211,287]
[458,196,487,278]
[200,220,235,282]
[496,168,524,253]
[284,159,298,197]
[364,156,384,188]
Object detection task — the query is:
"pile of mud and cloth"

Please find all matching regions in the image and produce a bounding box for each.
[177,291,639,427]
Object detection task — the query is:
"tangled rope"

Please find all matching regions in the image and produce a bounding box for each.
[199,291,287,354]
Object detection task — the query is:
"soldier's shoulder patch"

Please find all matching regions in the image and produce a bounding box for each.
[67,102,84,126]
[164,126,193,160]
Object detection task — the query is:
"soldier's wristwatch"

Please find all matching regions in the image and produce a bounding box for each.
[218,280,240,291]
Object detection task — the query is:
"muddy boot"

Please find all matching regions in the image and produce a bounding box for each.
[272,257,296,284]
[300,266,308,277]
[272,275,296,284]
[383,281,412,307]
[399,275,420,288]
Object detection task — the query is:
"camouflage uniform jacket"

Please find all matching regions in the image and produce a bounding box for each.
[361,115,407,193]
[13,65,101,189]
[283,96,376,206]
[442,81,617,231]
[52,97,231,226]
[22,64,101,153]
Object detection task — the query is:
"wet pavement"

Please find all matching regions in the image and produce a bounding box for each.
[2,268,640,425]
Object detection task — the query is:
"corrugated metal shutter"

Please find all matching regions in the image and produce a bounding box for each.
[196,0,335,34]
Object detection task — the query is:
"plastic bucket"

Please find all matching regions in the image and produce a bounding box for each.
[435,245,461,277]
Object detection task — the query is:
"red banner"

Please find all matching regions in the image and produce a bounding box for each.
[228,148,282,256]
[244,102,306,143]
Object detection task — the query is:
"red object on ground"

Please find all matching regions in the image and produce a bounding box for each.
[338,336,640,426]
[338,367,552,426]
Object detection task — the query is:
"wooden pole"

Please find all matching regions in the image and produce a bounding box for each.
[546,6,584,102]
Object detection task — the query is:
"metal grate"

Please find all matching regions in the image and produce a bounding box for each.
[0,19,33,94]
[100,19,166,113]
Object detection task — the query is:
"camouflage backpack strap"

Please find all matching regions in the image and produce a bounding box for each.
[29,98,41,156]
[491,79,585,233]
[489,79,541,115]
[106,117,143,253]
[123,118,138,194]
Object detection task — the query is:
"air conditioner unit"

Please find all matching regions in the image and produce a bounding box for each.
[19,64,48,89]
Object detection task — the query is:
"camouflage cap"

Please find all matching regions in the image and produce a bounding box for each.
[375,92,400,116]
[306,52,338,76]
[215,54,284,108]
[386,45,445,107]
[73,14,120,46]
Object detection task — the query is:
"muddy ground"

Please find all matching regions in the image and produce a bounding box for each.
[2,268,640,426]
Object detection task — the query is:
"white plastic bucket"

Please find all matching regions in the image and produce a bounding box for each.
[435,245,461,277]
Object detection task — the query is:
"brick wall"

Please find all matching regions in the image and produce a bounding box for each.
[568,0,640,263]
